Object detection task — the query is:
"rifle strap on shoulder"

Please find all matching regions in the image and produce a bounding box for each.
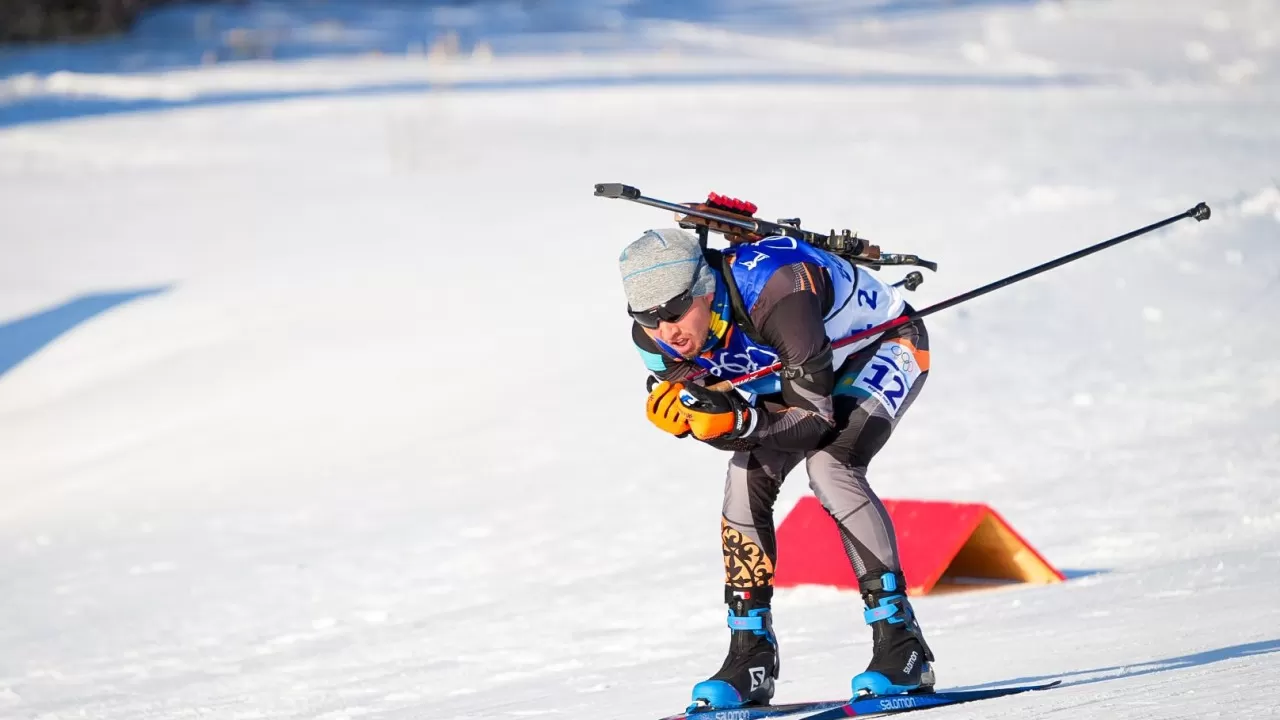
[704,248,766,346]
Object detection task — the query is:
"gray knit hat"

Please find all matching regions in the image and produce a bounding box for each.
[618,228,717,311]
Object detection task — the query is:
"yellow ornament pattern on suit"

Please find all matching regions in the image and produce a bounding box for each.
[722,519,775,588]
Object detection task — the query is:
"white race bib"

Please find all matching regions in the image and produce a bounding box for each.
[835,339,929,417]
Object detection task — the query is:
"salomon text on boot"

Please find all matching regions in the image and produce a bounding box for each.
[689,587,779,710]
[850,571,936,698]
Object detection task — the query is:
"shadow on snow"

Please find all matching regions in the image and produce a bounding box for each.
[949,638,1280,692]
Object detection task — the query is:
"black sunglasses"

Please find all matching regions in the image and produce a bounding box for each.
[628,289,695,329]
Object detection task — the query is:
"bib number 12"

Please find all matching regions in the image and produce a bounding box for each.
[842,340,925,416]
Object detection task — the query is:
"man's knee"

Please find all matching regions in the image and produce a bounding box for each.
[806,451,872,506]
[722,450,792,518]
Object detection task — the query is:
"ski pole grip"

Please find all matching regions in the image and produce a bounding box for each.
[703,378,734,392]
[595,183,641,199]
[1189,202,1211,222]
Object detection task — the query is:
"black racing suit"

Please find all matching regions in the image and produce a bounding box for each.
[634,260,930,602]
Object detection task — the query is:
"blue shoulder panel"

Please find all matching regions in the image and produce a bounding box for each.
[724,237,845,312]
[636,345,668,373]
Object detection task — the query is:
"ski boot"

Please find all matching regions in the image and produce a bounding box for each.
[689,588,779,710]
[850,571,936,698]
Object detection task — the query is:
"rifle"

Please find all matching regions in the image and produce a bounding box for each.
[593,183,938,274]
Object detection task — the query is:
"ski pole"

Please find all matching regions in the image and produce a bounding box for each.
[706,202,1211,389]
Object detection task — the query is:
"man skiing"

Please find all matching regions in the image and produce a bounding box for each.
[618,218,936,710]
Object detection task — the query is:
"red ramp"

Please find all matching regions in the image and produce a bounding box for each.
[774,497,1064,595]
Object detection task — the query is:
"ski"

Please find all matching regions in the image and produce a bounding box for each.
[802,680,1062,719]
[658,681,1061,720]
[659,700,850,720]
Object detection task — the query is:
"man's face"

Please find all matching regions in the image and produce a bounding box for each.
[643,293,714,359]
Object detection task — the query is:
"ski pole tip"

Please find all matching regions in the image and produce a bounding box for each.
[1190,202,1211,221]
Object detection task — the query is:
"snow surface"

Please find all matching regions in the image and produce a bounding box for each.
[1,1,1279,718]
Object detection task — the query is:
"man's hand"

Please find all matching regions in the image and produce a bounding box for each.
[646,379,691,438]
[677,383,757,441]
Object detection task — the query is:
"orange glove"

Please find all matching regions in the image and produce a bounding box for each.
[677,383,757,441]
[646,379,691,438]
